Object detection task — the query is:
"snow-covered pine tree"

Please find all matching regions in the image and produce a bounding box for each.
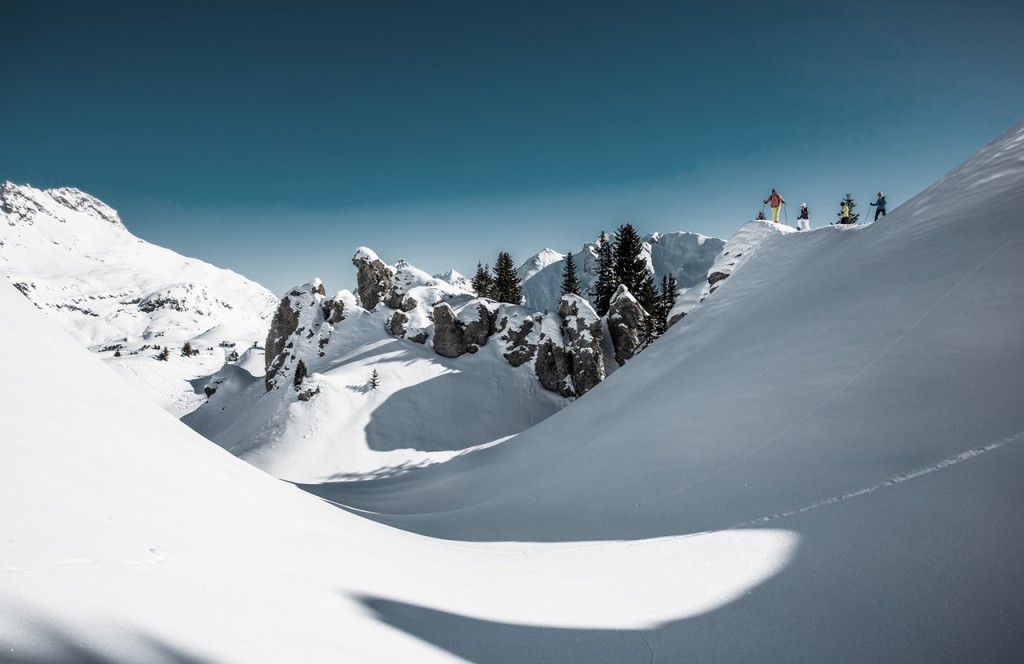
[370,369,380,390]
[471,261,494,299]
[181,341,195,357]
[492,252,523,305]
[157,347,169,361]
[613,223,656,313]
[560,250,581,297]
[842,193,860,224]
[293,359,308,389]
[591,231,616,316]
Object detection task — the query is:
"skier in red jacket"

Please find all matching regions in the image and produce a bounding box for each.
[763,189,786,223]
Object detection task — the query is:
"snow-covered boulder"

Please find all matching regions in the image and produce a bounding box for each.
[558,295,605,396]
[352,247,394,310]
[607,285,648,366]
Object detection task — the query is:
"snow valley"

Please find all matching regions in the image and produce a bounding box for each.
[2,119,1024,662]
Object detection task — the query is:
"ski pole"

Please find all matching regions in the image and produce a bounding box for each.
[784,202,789,225]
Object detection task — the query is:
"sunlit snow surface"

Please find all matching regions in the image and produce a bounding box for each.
[2,120,1024,662]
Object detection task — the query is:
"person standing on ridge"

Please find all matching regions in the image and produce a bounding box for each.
[869,192,887,221]
[797,203,810,231]
[838,200,851,224]
[763,188,785,223]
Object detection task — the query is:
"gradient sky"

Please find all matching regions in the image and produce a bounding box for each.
[3,0,1022,295]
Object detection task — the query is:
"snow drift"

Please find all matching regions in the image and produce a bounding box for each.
[3,119,1024,662]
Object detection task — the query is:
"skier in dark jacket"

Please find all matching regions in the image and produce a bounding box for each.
[869,192,887,221]
[796,203,810,231]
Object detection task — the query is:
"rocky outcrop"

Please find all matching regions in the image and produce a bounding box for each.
[322,297,346,324]
[535,341,574,397]
[429,301,498,358]
[432,303,467,358]
[607,285,648,366]
[264,290,303,391]
[501,317,537,367]
[464,303,496,349]
[387,311,410,338]
[557,295,605,396]
[264,280,339,391]
[352,248,393,310]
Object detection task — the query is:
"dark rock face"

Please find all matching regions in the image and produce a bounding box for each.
[387,311,409,337]
[432,303,467,358]
[501,317,537,367]
[352,253,393,310]
[463,304,496,349]
[323,297,346,324]
[707,271,729,287]
[265,296,302,391]
[557,296,605,396]
[535,341,574,397]
[607,286,648,366]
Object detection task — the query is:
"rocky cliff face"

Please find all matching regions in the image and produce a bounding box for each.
[557,295,605,396]
[352,247,394,311]
[607,285,649,366]
[264,280,351,392]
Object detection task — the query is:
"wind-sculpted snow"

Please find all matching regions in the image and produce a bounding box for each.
[298,121,1024,658]
[4,121,1024,662]
[315,121,1024,543]
[0,276,801,663]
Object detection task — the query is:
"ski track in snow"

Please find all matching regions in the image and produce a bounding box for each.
[734,428,1024,528]
[641,220,1024,508]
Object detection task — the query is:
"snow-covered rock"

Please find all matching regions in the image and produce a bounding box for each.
[606,285,648,366]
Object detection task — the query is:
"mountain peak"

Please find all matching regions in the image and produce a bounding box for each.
[1,182,125,229]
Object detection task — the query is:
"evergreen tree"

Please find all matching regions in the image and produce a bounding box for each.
[756,210,767,220]
[471,261,494,299]
[181,341,195,357]
[370,369,381,391]
[560,250,581,297]
[842,193,860,224]
[613,223,656,313]
[591,231,616,316]
[491,252,523,304]
[654,274,678,336]
[157,347,169,361]
[293,359,308,389]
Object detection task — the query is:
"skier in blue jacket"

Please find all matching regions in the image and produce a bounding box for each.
[869,192,887,221]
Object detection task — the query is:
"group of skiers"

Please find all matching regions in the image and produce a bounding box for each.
[761,189,887,230]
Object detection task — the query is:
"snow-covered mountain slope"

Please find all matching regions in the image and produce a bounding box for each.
[519,231,724,312]
[0,183,278,415]
[304,121,1024,660]
[0,270,799,663]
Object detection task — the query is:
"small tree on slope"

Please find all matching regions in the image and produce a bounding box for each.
[560,250,581,297]
[591,231,616,316]
[613,223,656,313]
[471,261,494,299]
[492,252,524,305]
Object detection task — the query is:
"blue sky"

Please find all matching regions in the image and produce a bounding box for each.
[3,0,1022,295]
